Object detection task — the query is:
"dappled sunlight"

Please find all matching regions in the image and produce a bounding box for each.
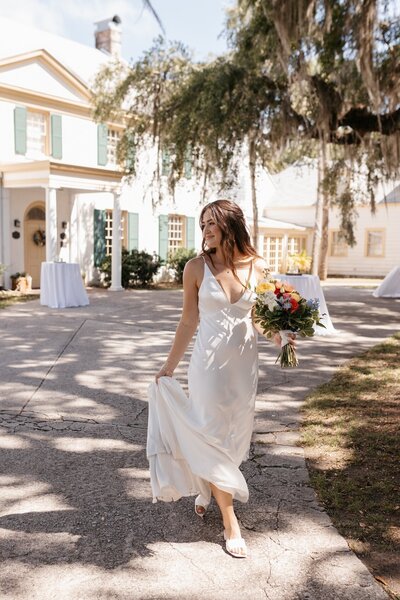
[118,468,153,499]
[0,435,31,449]
[75,368,133,393]
[0,285,396,597]
[3,495,74,517]
[51,437,141,453]
[0,474,73,516]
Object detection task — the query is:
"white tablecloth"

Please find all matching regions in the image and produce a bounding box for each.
[40,262,89,309]
[274,273,336,335]
[372,266,400,298]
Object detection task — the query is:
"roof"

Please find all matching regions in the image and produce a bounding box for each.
[246,216,309,231]
[268,164,400,208]
[0,16,112,85]
[380,183,400,203]
[267,163,318,207]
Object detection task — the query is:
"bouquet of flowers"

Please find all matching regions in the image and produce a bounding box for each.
[253,276,326,367]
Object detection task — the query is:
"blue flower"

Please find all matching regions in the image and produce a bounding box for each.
[306,298,320,311]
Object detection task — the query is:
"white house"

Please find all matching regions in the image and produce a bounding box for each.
[263,164,400,277]
[0,15,398,289]
[0,16,205,290]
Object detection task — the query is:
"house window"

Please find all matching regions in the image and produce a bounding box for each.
[27,111,47,156]
[168,214,185,254]
[366,230,385,257]
[105,209,128,255]
[263,236,284,272]
[287,236,306,255]
[107,129,120,167]
[26,206,45,220]
[330,231,348,257]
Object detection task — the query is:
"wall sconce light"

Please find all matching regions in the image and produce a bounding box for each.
[14,219,21,228]
[61,221,67,229]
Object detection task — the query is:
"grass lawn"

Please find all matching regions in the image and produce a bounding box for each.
[0,292,40,309]
[301,333,400,599]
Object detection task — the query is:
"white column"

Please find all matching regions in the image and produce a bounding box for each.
[257,234,263,257]
[0,186,11,288]
[69,193,79,264]
[45,187,58,262]
[109,191,123,291]
[282,233,288,273]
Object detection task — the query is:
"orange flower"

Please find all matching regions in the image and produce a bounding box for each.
[282,281,294,292]
[290,298,299,313]
[275,280,294,293]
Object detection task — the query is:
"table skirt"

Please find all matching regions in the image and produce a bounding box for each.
[40,262,89,309]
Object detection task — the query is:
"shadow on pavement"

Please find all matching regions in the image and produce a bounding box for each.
[0,286,397,599]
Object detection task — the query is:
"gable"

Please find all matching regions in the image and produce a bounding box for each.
[0,50,91,104]
[382,183,400,204]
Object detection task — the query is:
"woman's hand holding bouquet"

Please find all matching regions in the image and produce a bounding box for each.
[253,275,325,367]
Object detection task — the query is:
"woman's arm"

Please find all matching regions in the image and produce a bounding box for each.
[155,257,201,382]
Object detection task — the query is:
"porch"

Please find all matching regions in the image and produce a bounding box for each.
[0,160,125,290]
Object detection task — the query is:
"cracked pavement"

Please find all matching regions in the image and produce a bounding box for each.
[0,285,398,600]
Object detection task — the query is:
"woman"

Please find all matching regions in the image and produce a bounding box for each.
[147,199,290,558]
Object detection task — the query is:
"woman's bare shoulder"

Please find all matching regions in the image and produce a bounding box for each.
[185,255,204,270]
[183,255,204,281]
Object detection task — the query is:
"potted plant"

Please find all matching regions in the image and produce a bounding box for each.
[10,272,28,292]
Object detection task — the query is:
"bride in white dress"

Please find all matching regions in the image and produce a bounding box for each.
[147,199,291,558]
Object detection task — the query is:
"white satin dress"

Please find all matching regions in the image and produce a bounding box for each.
[147,258,258,505]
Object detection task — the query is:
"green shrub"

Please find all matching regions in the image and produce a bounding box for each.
[168,247,197,283]
[100,249,162,288]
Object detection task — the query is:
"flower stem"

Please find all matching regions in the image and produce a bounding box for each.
[276,343,299,368]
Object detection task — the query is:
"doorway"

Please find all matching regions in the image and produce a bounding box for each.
[24,203,46,288]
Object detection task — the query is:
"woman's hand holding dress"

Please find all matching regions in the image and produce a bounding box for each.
[154,258,201,383]
[155,364,174,383]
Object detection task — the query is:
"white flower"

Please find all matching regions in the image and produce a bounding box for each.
[263,291,278,311]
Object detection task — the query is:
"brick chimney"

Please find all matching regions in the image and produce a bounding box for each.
[94,15,122,57]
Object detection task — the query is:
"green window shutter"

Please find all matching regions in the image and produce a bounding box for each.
[97,124,108,166]
[128,212,139,251]
[125,132,136,171]
[93,209,106,267]
[159,214,169,261]
[14,106,27,155]
[161,147,171,176]
[51,114,62,159]
[186,217,195,250]
[184,148,192,179]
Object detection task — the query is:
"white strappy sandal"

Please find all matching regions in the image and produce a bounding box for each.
[223,530,247,558]
[194,494,210,517]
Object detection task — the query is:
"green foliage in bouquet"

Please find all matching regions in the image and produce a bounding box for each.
[100,249,162,288]
[254,297,321,339]
[253,279,325,367]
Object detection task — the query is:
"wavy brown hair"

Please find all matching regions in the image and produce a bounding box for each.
[200,199,261,280]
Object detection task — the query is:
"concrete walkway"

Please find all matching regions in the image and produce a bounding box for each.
[0,284,398,600]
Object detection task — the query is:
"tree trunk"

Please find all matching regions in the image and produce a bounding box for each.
[318,142,330,280]
[248,135,259,249]
[311,140,324,276]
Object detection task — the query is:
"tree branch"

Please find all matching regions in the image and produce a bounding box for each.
[339,107,400,136]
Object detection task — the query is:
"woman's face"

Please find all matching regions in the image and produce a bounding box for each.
[201,208,222,249]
